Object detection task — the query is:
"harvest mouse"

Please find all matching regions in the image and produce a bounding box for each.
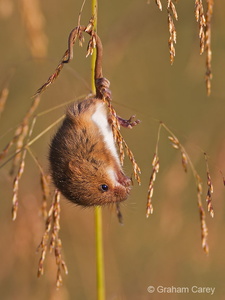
[49,26,139,209]
[49,97,133,206]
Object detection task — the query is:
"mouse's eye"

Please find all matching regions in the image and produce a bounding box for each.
[100,184,109,192]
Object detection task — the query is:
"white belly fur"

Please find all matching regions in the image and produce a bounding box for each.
[91,102,121,170]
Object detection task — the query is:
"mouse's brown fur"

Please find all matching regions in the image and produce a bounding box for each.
[49,97,131,206]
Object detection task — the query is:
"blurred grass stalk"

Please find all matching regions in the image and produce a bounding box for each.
[91,0,105,299]
[19,0,48,58]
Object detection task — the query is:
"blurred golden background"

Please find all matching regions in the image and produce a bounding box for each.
[0,0,225,299]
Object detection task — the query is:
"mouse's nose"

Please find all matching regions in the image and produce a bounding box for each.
[117,171,131,187]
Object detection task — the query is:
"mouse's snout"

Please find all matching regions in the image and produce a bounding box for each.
[123,176,132,187]
[113,182,131,203]
[117,171,132,187]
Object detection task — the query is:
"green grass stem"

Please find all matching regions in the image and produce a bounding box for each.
[91,1,105,299]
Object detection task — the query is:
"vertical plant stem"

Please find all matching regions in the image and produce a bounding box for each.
[91,1,105,300]
[95,206,105,300]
